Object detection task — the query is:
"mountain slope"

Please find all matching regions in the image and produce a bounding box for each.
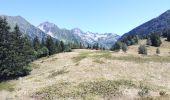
[0,15,49,40]
[38,22,79,43]
[121,10,170,38]
[38,22,120,48]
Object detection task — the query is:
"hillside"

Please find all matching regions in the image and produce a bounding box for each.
[0,15,49,41]
[121,10,170,39]
[1,38,170,100]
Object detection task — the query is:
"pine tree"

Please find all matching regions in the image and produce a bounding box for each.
[167,30,170,41]
[46,36,55,55]
[80,42,83,49]
[150,33,162,47]
[60,41,65,52]
[41,38,45,47]
[55,40,62,53]
[33,36,41,51]
[0,18,34,80]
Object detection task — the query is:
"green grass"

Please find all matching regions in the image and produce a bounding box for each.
[0,82,15,92]
[93,59,105,64]
[111,55,170,63]
[48,69,69,78]
[92,51,170,63]
[72,52,89,63]
[92,52,112,59]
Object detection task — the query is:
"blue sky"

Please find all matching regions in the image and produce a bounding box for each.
[0,0,170,35]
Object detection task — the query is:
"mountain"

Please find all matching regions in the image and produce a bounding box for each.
[121,10,170,39]
[0,15,49,40]
[38,22,79,43]
[38,22,120,48]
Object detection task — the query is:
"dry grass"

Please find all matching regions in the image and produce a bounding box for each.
[2,38,170,100]
[34,79,137,100]
[48,68,69,78]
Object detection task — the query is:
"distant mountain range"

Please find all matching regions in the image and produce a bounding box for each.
[2,9,170,49]
[0,15,120,49]
[0,15,49,41]
[121,10,170,39]
[38,22,120,48]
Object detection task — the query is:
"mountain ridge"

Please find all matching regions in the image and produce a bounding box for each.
[0,15,50,41]
[38,22,120,48]
[121,10,170,39]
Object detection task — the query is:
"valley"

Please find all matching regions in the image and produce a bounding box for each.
[1,38,170,100]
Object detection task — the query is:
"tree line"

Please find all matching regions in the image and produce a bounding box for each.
[0,17,82,80]
[111,31,167,55]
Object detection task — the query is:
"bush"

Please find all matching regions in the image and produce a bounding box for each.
[156,48,160,54]
[122,43,128,53]
[159,91,166,96]
[150,33,162,47]
[36,47,49,58]
[138,87,149,97]
[138,45,147,55]
[111,41,122,51]
[64,46,72,52]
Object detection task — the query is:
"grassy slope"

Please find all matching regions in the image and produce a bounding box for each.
[1,38,170,100]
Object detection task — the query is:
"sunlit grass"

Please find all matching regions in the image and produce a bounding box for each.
[0,82,15,92]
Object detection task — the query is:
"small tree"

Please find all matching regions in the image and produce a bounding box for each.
[167,30,170,41]
[156,48,160,55]
[122,43,128,53]
[111,41,122,51]
[46,36,55,55]
[60,41,65,52]
[150,33,162,47]
[138,45,147,55]
[33,36,41,51]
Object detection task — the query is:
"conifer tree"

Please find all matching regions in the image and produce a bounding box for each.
[60,41,65,52]
[167,30,170,41]
[0,18,34,79]
[150,33,162,47]
[55,40,61,53]
[46,36,55,55]
[41,38,45,47]
[33,36,41,51]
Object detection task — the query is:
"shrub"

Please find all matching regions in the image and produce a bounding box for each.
[150,33,162,47]
[111,41,122,51]
[36,47,49,58]
[64,46,72,52]
[122,43,128,53]
[138,45,147,55]
[159,91,166,96]
[156,48,160,54]
[138,87,149,97]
